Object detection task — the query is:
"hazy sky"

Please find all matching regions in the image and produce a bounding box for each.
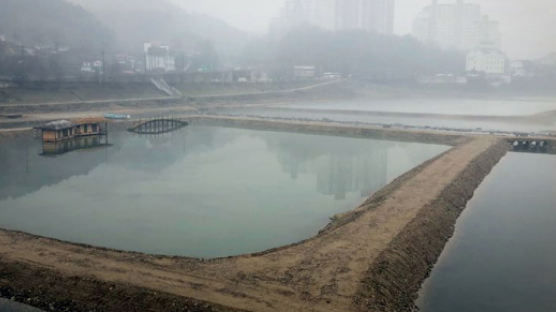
[172,0,556,59]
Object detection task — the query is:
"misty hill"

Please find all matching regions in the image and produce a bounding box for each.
[67,0,249,60]
[0,0,112,51]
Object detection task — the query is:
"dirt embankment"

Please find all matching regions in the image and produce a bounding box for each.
[354,139,509,312]
[185,115,467,146]
[0,133,506,312]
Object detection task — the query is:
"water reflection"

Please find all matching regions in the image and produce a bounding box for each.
[0,126,448,258]
[41,135,110,156]
[268,135,389,199]
[0,135,115,201]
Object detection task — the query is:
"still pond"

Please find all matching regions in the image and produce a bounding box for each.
[0,126,447,258]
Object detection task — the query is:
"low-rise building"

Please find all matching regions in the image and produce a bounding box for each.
[80,61,103,73]
[466,45,507,75]
[509,60,536,78]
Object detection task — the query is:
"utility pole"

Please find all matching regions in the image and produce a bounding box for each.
[101,48,105,84]
[144,44,149,78]
[19,45,25,83]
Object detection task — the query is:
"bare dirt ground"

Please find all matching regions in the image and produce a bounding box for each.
[0,133,504,312]
[183,115,468,146]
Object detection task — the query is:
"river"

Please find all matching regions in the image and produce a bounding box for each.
[417,152,556,312]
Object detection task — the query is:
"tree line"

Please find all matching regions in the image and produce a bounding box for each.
[242,27,465,81]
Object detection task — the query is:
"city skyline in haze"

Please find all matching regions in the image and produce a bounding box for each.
[172,0,556,59]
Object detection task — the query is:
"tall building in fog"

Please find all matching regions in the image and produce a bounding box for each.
[271,0,395,35]
[304,0,337,30]
[363,0,395,34]
[336,0,395,33]
[412,0,501,51]
[335,0,360,30]
[272,0,340,33]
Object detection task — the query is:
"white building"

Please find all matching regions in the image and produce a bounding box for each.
[412,0,501,51]
[272,0,394,35]
[80,61,103,74]
[466,45,507,75]
[144,43,176,73]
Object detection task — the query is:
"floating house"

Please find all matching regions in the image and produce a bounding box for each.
[36,118,107,142]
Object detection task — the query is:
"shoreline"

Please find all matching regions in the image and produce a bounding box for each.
[0,80,347,114]
[0,119,508,311]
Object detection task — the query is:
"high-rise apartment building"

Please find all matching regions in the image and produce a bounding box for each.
[412,0,501,51]
[272,0,395,35]
[360,0,395,34]
[336,0,394,33]
[335,0,360,30]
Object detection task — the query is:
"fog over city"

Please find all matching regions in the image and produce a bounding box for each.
[174,0,555,59]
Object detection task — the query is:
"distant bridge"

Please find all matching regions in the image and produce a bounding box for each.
[128,118,188,135]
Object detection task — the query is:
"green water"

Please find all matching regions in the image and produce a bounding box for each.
[0,126,448,258]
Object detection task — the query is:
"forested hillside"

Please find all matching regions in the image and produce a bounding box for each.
[0,0,112,51]
[67,0,249,60]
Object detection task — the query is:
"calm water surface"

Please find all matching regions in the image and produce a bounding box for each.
[0,126,447,258]
[417,153,556,312]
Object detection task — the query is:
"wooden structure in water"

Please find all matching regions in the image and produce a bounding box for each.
[128,118,188,135]
[36,118,108,142]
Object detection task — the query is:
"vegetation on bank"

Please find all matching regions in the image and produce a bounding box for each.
[0,0,243,80]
